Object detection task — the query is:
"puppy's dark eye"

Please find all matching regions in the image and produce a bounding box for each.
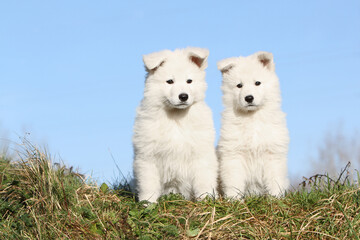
[237,83,243,88]
[186,79,192,84]
[255,81,261,86]
[166,79,174,84]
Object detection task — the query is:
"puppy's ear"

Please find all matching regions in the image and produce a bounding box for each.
[185,47,209,70]
[254,51,275,71]
[143,50,171,73]
[217,57,237,74]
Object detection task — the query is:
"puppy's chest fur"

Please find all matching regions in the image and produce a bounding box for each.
[151,108,211,184]
[238,120,275,150]
[153,117,197,159]
[220,111,288,155]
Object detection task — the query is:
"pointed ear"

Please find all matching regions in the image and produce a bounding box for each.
[143,50,171,72]
[254,51,275,71]
[185,47,209,70]
[217,57,237,74]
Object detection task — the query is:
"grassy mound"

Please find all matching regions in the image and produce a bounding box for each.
[1,143,359,239]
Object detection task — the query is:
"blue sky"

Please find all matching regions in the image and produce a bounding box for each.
[1,1,359,184]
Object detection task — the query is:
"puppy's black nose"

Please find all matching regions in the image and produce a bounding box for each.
[245,95,254,103]
[179,93,188,102]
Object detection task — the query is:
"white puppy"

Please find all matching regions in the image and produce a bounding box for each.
[217,52,289,198]
[133,47,218,202]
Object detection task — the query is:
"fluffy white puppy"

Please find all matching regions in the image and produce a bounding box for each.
[217,52,289,198]
[133,47,218,202]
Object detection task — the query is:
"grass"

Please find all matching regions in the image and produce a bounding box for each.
[1,142,360,239]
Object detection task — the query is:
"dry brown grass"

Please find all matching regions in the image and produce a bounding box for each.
[1,142,360,239]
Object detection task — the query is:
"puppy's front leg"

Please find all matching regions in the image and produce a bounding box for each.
[192,153,218,200]
[134,157,161,202]
[264,153,289,197]
[220,153,248,199]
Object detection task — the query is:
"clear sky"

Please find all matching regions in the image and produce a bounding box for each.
[1,1,359,184]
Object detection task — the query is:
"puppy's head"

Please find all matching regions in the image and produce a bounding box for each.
[218,52,280,112]
[143,47,209,109]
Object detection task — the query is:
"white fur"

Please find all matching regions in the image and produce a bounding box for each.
[217,51,289,198]
[133,47,218,202]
